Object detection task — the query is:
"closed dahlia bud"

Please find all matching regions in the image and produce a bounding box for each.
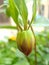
[17,29,35,56]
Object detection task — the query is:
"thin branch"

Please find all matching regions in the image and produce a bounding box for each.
[18,24,23,31]
[28,21,37,65]
[0,4,23,31]
[28,0,36,29]
[31,26,37,65]
[0,26,17,29]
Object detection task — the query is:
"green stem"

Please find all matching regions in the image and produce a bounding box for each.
[38,0,41,15]
[0,26,17,29]
[18,24,23,31]
[28,21,37,65]
[31,26,37,65]
[24,20,27,30]
[0,23,23,32]
[28,0,36,29]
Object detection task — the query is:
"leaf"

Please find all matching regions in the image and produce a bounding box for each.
[4,0,19,24]
[8,0,19,25]
[44,54,49,61]
[14,0,28,28]
[6,6,10,17]
[4,58,12,65]
[13,60,29,65]
[18,17,24,27]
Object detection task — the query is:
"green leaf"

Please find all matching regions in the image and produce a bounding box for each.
[32,0,36,22]
[8,0,18,25]
[14,0,28,29]
[5,7,10,17]
[4,0,19,24]
[18,16,24,27]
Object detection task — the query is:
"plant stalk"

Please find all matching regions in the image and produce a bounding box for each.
[0,26,16,29]
[28,0,36,29]
[18,24,23,31]
[24,20,27,30]
[0,25,23,31]
[28,21,37,65]
[31,26,37,65]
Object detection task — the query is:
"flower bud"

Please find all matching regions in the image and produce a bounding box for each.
[17,30,35,56]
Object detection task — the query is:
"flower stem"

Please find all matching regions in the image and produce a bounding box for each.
[0,26,16,29]
[18,24,23,31]
[31,26,37,65]
[28,0,36,29]
[28,21,37,65]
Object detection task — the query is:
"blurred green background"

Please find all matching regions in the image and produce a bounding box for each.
[0,30,49,65]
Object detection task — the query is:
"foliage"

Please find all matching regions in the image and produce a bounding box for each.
[0,0,49,65]
[0,0,36,30]
[0,40,29,65]
[0,31,49,65]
